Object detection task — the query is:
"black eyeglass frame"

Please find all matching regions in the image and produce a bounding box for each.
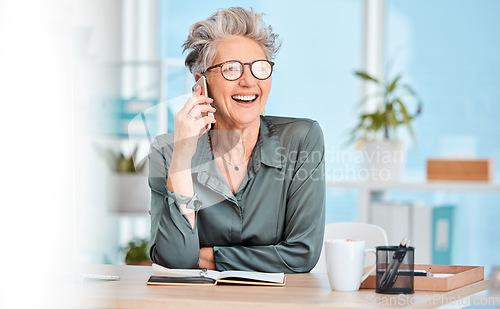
[205,59,275,81]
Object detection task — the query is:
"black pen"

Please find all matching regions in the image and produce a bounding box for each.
[378,237,410,289]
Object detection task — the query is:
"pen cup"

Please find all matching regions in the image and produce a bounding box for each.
[376,246,415,294]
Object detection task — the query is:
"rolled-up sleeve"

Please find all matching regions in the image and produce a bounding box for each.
[148,137,201,269]
[213,122,326,273]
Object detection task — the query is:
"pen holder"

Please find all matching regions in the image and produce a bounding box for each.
[376,246,415,294]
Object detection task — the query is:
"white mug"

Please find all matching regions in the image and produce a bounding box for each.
[325,239,376,291]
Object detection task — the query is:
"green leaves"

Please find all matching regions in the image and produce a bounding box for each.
[350,69,422,144]
[395,99,416,143]
[386,74,401,94]
[354,71,379,83]
[95,144,147,173]
[124,239,151,265]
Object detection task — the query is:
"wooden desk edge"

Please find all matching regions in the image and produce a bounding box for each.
[408,279,490,309]
[90,280,491,309]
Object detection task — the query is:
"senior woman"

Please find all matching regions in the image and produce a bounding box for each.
[149,7,325,273]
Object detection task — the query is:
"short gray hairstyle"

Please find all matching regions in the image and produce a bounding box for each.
[183,7,281,74]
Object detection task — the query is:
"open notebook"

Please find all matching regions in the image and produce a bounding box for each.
[147,263,286,286]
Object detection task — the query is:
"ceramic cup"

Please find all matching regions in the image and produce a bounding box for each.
[325,239,376,291]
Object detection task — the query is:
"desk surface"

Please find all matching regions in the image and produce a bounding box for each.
[76,265,489,309]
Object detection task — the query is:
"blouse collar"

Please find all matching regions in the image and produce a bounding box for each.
[191,115,283,176]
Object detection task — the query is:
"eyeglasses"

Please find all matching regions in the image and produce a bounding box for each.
[205,59,274,81]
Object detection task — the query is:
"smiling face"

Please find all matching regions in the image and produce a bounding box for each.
[197,36,272,129]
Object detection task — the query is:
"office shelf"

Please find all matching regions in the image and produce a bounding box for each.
[326,181,500,222]
[328,181,500,192]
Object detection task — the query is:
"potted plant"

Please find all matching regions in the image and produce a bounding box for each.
[123,239,152,266]
[98,144,150,212]
[349,70,422,181]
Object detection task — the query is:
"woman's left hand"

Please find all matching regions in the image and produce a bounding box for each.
[199,247,216,270]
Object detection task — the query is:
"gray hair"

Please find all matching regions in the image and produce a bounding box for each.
[183,7,281,74]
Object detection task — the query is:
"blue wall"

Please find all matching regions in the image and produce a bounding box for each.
[159,0,363,221]
[159,0,500,274]
[386,0,500,276]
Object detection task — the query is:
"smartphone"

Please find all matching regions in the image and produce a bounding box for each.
[192,75,208,97]
[191,75,212,126]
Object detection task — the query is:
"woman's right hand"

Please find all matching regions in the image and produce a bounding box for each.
[172,86,216,159]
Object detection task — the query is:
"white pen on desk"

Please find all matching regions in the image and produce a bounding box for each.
[414,270,453,278]
[81,273,120,281]
[428,273,454,278]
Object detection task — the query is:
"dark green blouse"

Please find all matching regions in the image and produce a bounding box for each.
[148,116,325,273]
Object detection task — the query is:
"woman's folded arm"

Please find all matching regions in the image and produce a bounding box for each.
[149,137,200,269]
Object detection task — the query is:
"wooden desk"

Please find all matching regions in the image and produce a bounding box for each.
[76,265,489,308]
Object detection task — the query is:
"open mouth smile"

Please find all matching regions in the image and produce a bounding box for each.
[231,95,258,103]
